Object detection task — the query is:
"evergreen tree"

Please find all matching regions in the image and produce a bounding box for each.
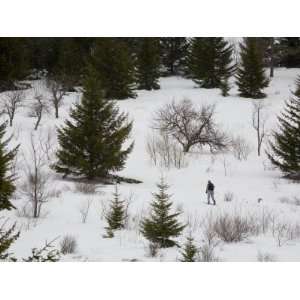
[0,38,29,91]
[267,78,300,179]
[236,38,269,99]
[140,178,185,248]
[54,67,134,180]
[90,38,136,100]
[187,37,235,90]
[0,222,19,261]
[180,235,198,262]
[0,122,19,211]
[279,38,300,68]
[0,122,19,261]
[136,38,161,90]
[105,185,126,234]
[160,37,188,76]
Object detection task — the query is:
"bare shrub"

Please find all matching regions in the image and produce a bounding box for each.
[29,83,50,130]
[259,208,274,235]
[185,212,203,234]
[153,99,229,153]
[293,196,300,206]
[21,134,52,218]
[202,213,218,247]
[224,191,234,202]
[279,196,300,206]
[146,132,188,169]
[38,128,56,162]
[46,77,67,118]
[74,182,96,194]
[16,202,32,219]
[2,90,24,126]
[146,242,160,258]
[123,192,133,230]
[60,235,77,255]
[213,213,259,243]
[274,222,291,247]
[79,198,93,224]
[231,135,252,161]
[257,251,276,262]
[198,243,219,262]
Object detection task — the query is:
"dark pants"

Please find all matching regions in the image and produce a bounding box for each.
[207,190,216,205]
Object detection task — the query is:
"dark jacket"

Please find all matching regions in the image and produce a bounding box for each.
[206,181,214,192]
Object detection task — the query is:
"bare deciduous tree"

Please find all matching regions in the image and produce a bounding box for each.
[37,128,56,162]
[3,90,24,126]
[29,85,50,130]
[153,99,228,153]
[46,78,67,118]
[21,134,51,218]
[252,100,268,156]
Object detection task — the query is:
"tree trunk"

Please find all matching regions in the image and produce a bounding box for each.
[55,105,59,118]
[183,144,191,153]
[270,38,275,78]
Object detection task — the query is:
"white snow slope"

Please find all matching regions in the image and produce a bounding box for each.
[1,68,300,262]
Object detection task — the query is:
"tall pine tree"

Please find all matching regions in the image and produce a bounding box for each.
[90,38,136,100]
[0,122,19,261]
[236,38,269,99]
[0,122,19,211]
[267,77,300,179]
[160,37,188,76]
[187,37,235,91]
[141,178,185,248]
[54,67,134,180]
[0,38,29,91]
[136,38,161,90]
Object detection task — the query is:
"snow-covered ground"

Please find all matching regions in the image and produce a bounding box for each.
[1,68,300,261]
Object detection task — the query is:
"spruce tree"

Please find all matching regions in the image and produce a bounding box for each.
[0,38,28,91]
[160,37,188,76]
[0,223,19,261]
[236,38,269,99]
[187,37,235,90]
[136,38,161,90]
[105,184,126,234]
[0,121,19,211]
[140,178,185,248]
[54,67,134,180]
[180,235,198,262]
[266,78,300,179]
[0,122,19,261]
[91,38,136,100]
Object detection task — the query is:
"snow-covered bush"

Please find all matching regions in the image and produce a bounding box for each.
[198,243,219,262]
[213,213,259,243]
[60,235,77,254]
[257,252,276,262]
[224,191,234,202]
[145,242,160,258]
[146,132,188,169]
[231,135,252,161]
[74,182,97,194]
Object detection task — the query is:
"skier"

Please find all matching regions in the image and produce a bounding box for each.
[206,180,216,205]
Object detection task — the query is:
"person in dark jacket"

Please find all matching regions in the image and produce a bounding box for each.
[206,180,216,205]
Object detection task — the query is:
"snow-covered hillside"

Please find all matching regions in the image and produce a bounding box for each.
[1,68,300,261]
